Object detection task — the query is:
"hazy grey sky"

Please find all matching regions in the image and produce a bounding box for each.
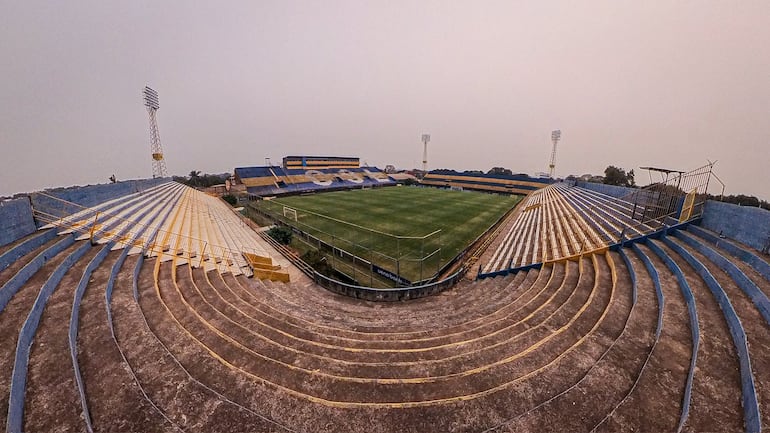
[1,1,768,198]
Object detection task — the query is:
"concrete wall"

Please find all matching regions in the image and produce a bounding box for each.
[576,181,637,199]
[701,200,770,252]
[30,178,168,223]
[0,197,37,247]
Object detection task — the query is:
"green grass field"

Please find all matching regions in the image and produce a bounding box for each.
[253,186,520,285]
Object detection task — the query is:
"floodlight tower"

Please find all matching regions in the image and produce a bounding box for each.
[548,129,561,178]
[143,86,168,178]
[421,134,430,175]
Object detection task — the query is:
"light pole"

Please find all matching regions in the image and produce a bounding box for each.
[143,86,168,178]
[548,130,560,179]
[421,134,430,177]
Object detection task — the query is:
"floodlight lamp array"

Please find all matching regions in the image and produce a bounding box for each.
[143,86,160,110]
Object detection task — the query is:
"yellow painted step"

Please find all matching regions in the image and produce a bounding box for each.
[252,268,291,283]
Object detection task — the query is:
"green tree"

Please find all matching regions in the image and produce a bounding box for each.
[487,167,513,176]
[603,166,635,187]
[222,194,237,206]
[175,171,229,188]
[300,250,332,274]
[267,226,293,245]
[188,170,202,187]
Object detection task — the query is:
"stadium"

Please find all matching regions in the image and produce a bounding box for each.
[1,146,770,433]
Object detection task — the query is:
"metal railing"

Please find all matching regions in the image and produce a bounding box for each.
[30,191,271,277]
[244,203,474,300]
[255,221,467,301]
[312,268,466,302]
[248,201,445,287]
[623,162,723,225]
[477,165,724,279]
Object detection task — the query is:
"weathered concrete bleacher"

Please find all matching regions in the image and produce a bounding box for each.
[35,182,287,279]
[421,170,552,195]
[483,182,666,274]
[0,178,768,432]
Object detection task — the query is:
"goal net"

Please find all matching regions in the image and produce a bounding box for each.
[283,206,298,221]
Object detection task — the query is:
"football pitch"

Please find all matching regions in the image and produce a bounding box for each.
[253,186,520,286]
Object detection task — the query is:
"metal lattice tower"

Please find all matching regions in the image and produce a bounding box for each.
[143,86,167,178]
[421,134,430,175]
[548,129,561,178]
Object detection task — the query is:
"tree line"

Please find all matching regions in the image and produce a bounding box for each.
[706,193,770,210]
[594,166,769,210]
[435,164,769,210]
[172,170,230,188]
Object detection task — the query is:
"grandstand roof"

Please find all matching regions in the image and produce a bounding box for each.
[427,169,554,184]
[283,155,359,160]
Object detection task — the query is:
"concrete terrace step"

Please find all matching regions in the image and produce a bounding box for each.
[2,177,769,432]
[483,183,649,274]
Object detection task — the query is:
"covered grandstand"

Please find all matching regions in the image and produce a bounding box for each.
[282,155,361,170]
[235,155,395,197]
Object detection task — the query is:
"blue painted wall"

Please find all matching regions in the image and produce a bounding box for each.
[0,198,37,247]
[702,200,770,252]
[29,177,169,223]
[576,181,637,199]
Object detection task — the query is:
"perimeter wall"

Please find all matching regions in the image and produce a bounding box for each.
[0,198,37,247]
[0,177,169,246]
[701,200,770,252]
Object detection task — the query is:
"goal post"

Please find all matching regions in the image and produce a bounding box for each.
[283,206,298,221]
[268,202,445,286]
